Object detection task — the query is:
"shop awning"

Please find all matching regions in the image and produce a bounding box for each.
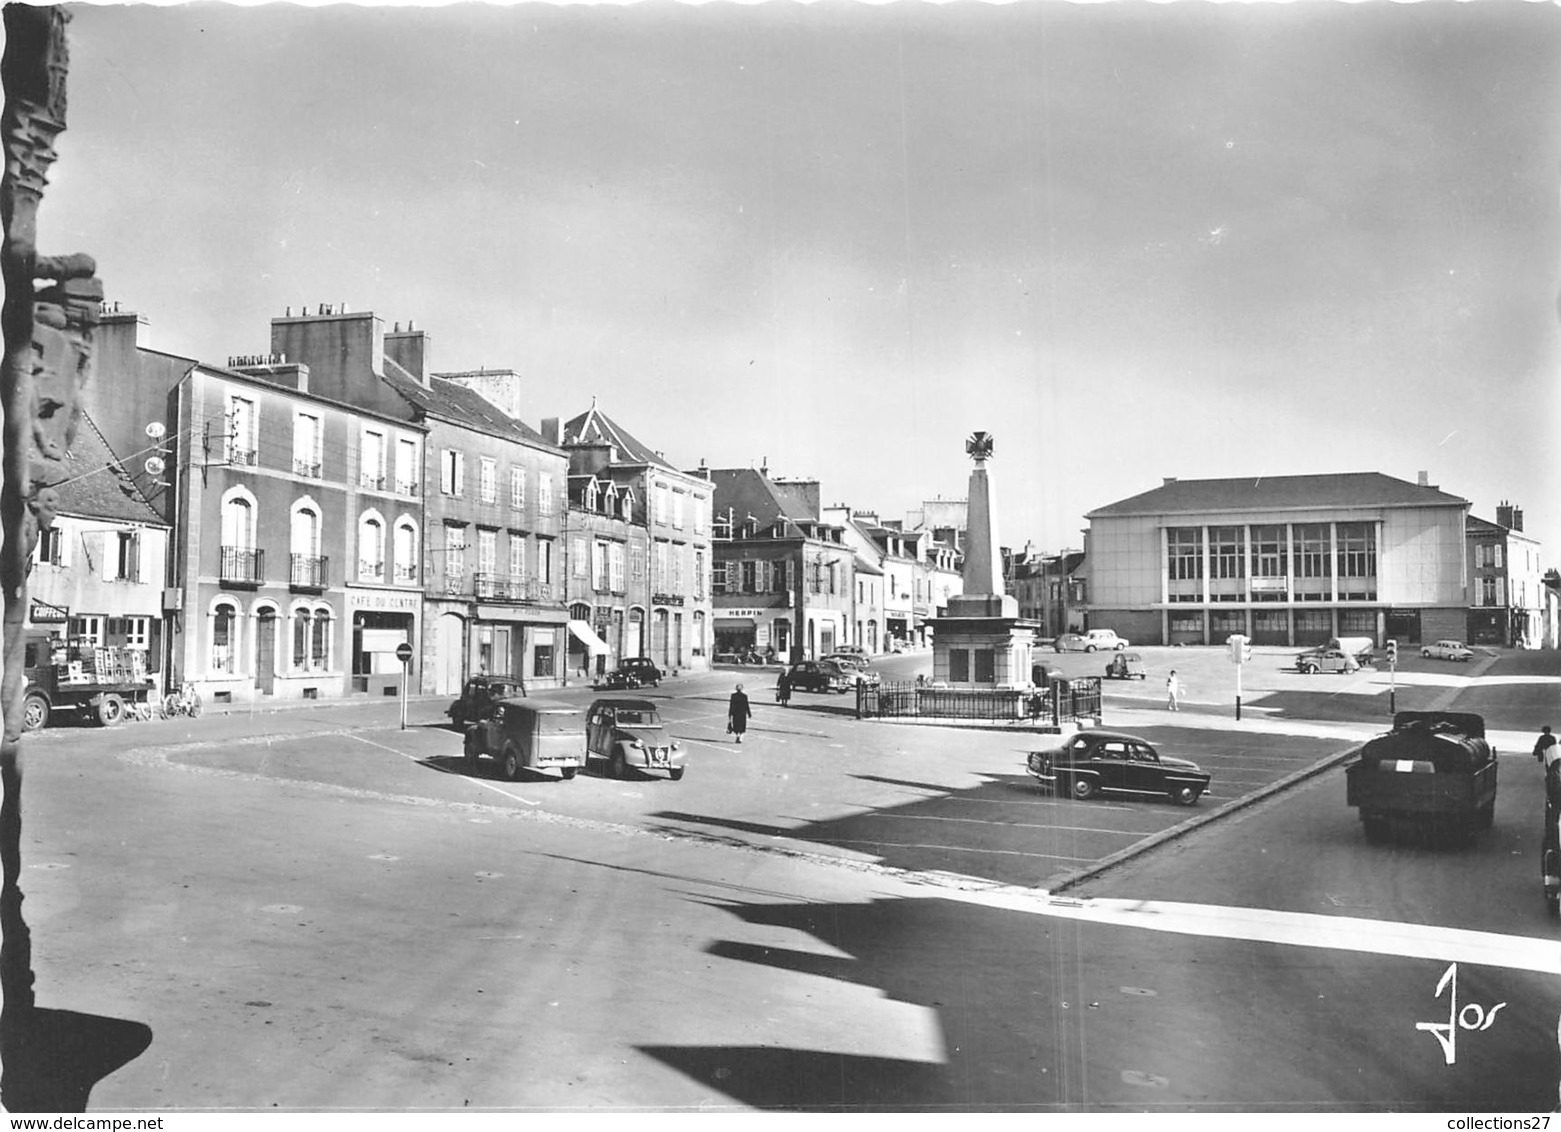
[715,617,756,627]
[567,619,610,655]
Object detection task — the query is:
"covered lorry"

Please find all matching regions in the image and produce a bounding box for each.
[1345,710,1496,843]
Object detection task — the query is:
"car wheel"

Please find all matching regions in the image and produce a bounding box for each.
[1085,644,1097,653]
[501,744,522,782]
[1171,785,1201,806]
[668,766,685,782]
[1301,663,1316,675]
[22,694,48,732]
[1115,644,1125,651]
[1070,777,1097,801]
[1421,649,1431,658]
[97,693,125,727]
[1054,645,1062,653]
[560,766,578,781]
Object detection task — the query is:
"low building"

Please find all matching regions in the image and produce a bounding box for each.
[1084,472,1470,647]
[27,413,171,681]
[1466,502,1545,648]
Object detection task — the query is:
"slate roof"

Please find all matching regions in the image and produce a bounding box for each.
[381,357,555,449]
[709,468,817,532]
[1086,472,1469,519]
[561,404,681,473]
[54,412,164,525]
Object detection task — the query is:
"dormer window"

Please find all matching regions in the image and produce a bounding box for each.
[584,480,599,511]
[620,490,634,521]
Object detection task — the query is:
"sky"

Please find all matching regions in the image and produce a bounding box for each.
[31,0,1561,560]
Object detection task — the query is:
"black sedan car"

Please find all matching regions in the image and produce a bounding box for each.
[616,657,663,687]
[1026,730,1210,805]
[786,660,853,694]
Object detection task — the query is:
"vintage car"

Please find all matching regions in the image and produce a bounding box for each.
[1295,647,1359,675]
[822,653,882,686]
[1422,639,1475,662]
[462,697,586,781]
[585,697,684,780]
[616,657,664,687]
[1085,629,1130,651]
[447,674,526,729]
[1026,730,1210,805]
[1104,652,1147,680]
[1053,633,1092,653]
[787,660,854,694]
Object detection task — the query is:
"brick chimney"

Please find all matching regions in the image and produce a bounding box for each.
[97,301,148,379]
[443,368,525,420]
[1496,499,1514,529]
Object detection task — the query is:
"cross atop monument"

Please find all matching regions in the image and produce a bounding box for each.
[965,431,994,464]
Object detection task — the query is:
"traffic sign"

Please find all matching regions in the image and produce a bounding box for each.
[396,642,413,665]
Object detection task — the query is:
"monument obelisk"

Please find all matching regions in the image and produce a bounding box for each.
[930,432,1038,689]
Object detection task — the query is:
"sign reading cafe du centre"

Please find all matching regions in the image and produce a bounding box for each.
[347,590,420,614]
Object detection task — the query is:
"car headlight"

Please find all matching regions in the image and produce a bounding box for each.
[631,740,644,750]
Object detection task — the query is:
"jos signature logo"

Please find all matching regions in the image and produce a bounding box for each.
[1416,962,1507,1065]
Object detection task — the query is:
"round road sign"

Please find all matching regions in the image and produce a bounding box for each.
[395,642,413,665]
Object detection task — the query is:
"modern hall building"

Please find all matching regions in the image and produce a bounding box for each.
[1466,502,1545,648]
[1084,472,1471,648]
[709,466,856,661]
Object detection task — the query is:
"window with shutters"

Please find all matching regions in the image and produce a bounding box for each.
[441,450,465,496]
[539,473,554,516]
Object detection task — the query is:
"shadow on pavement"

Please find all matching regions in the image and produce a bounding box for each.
[1,1006,153,1112]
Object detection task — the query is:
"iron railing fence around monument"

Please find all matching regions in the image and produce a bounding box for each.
[858,677,1102,727]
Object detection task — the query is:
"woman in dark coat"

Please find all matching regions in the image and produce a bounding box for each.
[728,684,753,743]
[775,669,792,707]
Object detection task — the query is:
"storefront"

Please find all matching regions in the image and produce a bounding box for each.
[347,587,419,697]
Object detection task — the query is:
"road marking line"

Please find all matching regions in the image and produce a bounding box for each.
[931,888,1561,974]
[863,812,1159,837]
[345,732,541,806]
[831,839,1098,863]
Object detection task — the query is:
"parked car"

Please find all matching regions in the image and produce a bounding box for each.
[1085,629,1130,651]
[1295,648,1359,675]
[1422,640,1474,662]
[830,644,868,658]
[1053,633,1091,653]
[462,697,585,781]
[1104,652,1147,680]
[823,653,882,685]
[616,657,663,687]
[448,674,526,729]
[1026,730,1210,805]
[787,660,853,694]
[585,697,684,780]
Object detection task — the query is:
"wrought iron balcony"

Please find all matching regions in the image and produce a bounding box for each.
[229,447,258,467]
[220,546,264,587]
[358,559,385,582]
[359,472,385,491]
[473,573,552,604]
[393,563,419,583]
[396,479,420,497]
[290,553,329,591]
[293,458,322,479]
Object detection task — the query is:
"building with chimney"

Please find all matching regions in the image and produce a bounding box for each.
[1084,472,1471,647]
[550,403,713,674]
[1466,501,1545,648]
[87,302,428,704]
[26,412,170,681]
[709,466,856,660]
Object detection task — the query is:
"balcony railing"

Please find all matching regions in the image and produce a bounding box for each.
[359,472,385,491]
[395,479,420,497]
[358,559,385,581]
[290,553,329,590]
[473,573,553,604]
[293,458,322,479]
[229,447,258,467]
[220,546,264,587]
[393,563,419,583]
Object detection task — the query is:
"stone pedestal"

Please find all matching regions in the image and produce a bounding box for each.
[932,594,1039,690]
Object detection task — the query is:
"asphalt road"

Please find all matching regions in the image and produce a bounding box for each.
[8,647,1558,1111]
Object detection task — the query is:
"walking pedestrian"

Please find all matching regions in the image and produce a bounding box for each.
[728,683,753,743]
[1166,670,1181,712]
[1536,725,1558,768]
[775,669,792,707]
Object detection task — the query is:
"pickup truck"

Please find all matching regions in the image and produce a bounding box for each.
[1345,711,1496,844]
[22,631,155,730]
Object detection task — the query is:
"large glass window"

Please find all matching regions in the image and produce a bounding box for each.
[1250,524,1287,602]
[358,516,384,580]
[1167,527,1203,581]
[1336,522,1377,600]
[1292,524,1331,600]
